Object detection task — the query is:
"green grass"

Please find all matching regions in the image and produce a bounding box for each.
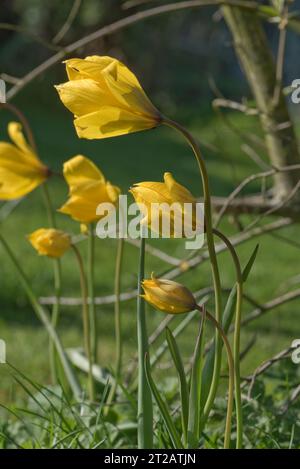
[1,100,300,410]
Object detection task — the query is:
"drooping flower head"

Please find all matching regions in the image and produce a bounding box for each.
[130,172,198,237]
[28,228,71,258]
[55,56,161,140]
[58,155,120,224]
[0,122,49,200]
[142,276,196,314]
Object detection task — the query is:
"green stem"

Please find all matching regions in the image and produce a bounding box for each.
[213,229,244,449]
[41,183,62,385]
[187,311,206,448]
[49,258,62,384]
[0,233,81,398]
[87,223,97,363]
[1,103,63,386]
[163,118,223,423]
[4,101,61,386]
[114,237,124,387]
[137,237,153,448]
[71,244,95,402]
[196,305,234,449]
[104,237,124,413]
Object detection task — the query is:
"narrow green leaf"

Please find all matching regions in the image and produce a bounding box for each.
[187,312,205,448]
[166,327,189,446]
[242,244,259,283]
[144,353,182,449]
[201,245,259,406]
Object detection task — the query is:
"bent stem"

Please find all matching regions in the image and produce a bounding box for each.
[195,305,234,449]
[137,237,153,448]
[213,228,243,449]
[87,223,97,363]
[71,244,95,402]
[163,118,223,421]
[0,233,81,399]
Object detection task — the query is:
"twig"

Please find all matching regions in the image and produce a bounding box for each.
[241,143,271,171]
[280,383,300,414]
[214,164,300,227]
[52,0,82,44]
[213,98,259,116]
[273,6,289,105]
[241,288,300,327]
[246,345,294,399]
[40,217,294,306]
[0,23,62,52]
[5,0,259,101]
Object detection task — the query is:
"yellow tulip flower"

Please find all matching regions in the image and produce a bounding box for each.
[142,276,196,314]
[130,172,197,236]
[0,122,49,200]
[55,55,161,139]
[28,228,71,258]
[58,155,120,223]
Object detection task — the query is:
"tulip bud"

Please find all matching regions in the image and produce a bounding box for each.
[27,228,71,258]
[141,276,196,314]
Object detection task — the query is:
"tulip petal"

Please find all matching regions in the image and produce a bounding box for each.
[0,142,47,199]
[74,107,156,139]
[102,60,159,117]
[65,56,114,82]
[164,172,196,203]
[55,79,114,117]
[63,155,105,192]
[8,122,33,155]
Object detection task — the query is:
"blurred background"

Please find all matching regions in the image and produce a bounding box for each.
[1,0,300,404]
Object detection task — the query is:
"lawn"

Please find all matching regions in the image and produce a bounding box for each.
[1,94,300,408]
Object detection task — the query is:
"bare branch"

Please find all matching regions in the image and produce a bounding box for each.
[5,0,259,101]
[241,288,300,327]
[52,0,82,44]
[40,217,294,307]
[245,345,294,399]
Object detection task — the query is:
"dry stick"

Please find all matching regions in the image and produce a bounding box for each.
[0,23,62,52]
[273,7,289,106]
[240,288,300,327]
[40,217,294,307]
[246,345,294,399]
[52,0,82,44]
[6,0,259,101]
[281,384,300,415]
[214,165,300,228]
[243,179,300,232]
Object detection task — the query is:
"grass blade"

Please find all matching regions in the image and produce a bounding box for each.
[144,353,182,449]
[166,327,189,447]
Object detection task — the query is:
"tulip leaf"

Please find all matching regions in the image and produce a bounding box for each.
[166,327,189,446]
[200,244,259,407]
[242,244,259,283]
[187,311,206,448]
[144,353,182,449]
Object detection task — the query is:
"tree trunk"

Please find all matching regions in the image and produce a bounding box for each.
[223,5,300,203]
